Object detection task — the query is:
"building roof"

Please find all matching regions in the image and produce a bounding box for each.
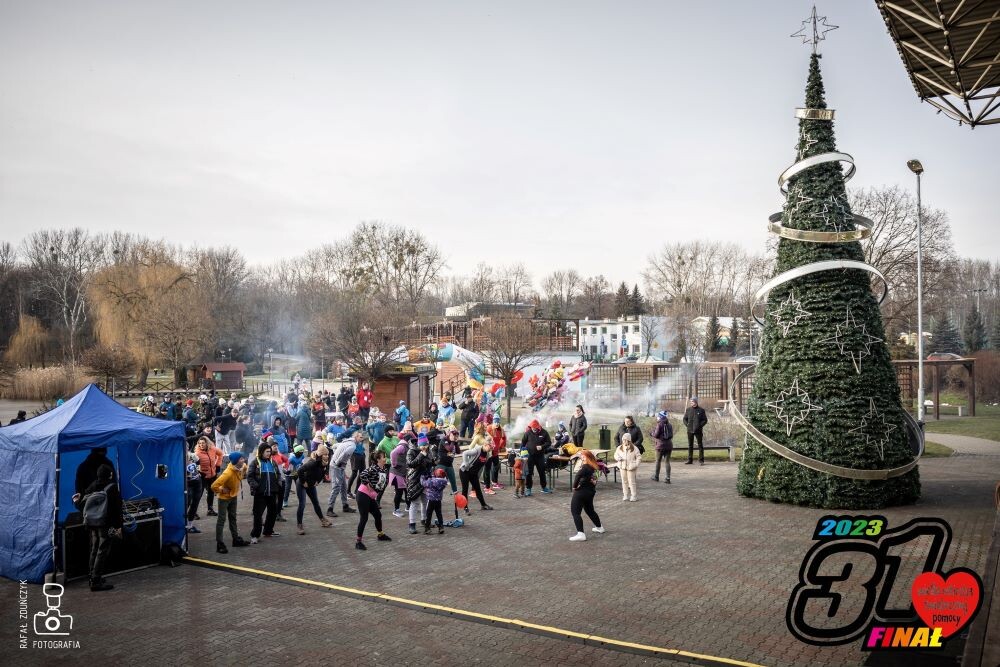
[200,362,247,372]
[876,1,1000,127]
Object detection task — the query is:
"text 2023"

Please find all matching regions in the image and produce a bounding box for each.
[814,515,888,539]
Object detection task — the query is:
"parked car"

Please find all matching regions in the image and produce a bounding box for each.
[926,352,963,361]
[611,355,639,364]
[735,356,760,364]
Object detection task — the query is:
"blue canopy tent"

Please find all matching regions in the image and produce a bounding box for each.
[0,384,187,583]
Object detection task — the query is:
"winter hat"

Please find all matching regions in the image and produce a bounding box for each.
[493,414,501,423]
[433,468,446,478]
[558,421,565,427]
[529,419,541,430]
[399,400,406,405]
[294,444,306,454]
[266,435,276,444]
[228,452,244,466]
[417,434,429,447]
[690,397,699,406]
[657,410,668,419]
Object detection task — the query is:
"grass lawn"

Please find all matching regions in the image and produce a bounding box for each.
[921,393,1000,441]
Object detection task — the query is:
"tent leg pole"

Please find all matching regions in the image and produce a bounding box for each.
[52,452,60,584]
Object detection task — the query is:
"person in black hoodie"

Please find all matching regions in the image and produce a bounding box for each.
[72,464,121,591]
[615,416,644,455]
[246,442,284,543]
[650,410,674,483]
[8,410,27,425]
[458,395,479,439]
[75,448,116,496]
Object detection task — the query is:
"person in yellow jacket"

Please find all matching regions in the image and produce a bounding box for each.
[211,452,250,554]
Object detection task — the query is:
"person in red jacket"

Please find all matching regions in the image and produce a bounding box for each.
[484,416,507,492]
[357,382,374,422]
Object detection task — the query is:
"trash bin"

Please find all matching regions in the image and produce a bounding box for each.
[599,424,611,450]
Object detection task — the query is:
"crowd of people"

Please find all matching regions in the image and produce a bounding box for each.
[67,381,714,588]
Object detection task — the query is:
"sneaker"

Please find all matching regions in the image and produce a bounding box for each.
[493,483,505,490]
[482,504,494,511]
[90,581,114,592]
[217,541,228,554]
[347,492,356,500]
[342,505,357,513]
[377,533,392,542]
[514,493,521,499]
[650,477,659,482]
[207,509,218,516]
[264,532,281,537]
[233,537,250,547]
[684,461,693,465]
[282,501,289,508]
[392,509,405,518]
[629,497,637,502]
[524,488,533,497]
[408,525,418,534]
[355,540,367,550]
[464,507,470,516]
[275,515,288,522]
[193,513,202,520]
[326,507,338,518]
[424,526,431,535]
[483,488,496,495]
[700,461,705,466]
[297,524,306,535]
[622,496,629,502]
[469,491,477,499]
[438,526,445,534]
[541,487,552,494]
[250,537,259,544]
[569,532,587,542]
[592,526,606,534]
[665,479,671,484]
[187,525,202,534]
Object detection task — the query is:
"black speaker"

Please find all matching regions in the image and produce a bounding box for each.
[61,517,162,581]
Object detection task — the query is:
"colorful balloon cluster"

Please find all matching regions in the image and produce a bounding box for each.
[526,360,591,412]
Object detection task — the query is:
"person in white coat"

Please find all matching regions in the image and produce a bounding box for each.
[614,432,642,502]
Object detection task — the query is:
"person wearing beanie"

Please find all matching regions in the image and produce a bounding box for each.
[421,467,449,534]
[394,400,411,430]
[682,397,709,465]
[210,452,251,553]
[651,410,674,483]
[246,442,285,543]
[285,444,308,509]
[72,464,122,591]
[405,434,434,533]
[520,419,553,496]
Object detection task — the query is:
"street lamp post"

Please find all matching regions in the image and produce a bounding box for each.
[907,159,925,422]
[267,348,273,390]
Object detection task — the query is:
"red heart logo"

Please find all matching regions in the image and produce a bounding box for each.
[911,570,982,638]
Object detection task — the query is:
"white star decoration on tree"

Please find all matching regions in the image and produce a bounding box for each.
[796,127,818,160]
[817,306,883,373]
[770,291,811,336]
[766,379,823,436]
[848,398,897,461]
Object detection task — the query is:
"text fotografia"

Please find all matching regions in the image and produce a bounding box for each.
[21,583,81,650]
[786,516,983,652]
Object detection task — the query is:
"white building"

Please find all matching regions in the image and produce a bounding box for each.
[577,316,672,361]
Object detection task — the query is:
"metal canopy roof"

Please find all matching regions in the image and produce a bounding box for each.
[876,0,1000,126]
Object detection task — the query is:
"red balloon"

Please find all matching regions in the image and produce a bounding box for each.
[511,370,524,384]
[454,493,468,509]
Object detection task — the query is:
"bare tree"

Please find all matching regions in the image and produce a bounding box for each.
[81,344,135,390]
[307,295,401,384]
[138,278,212,386]
[465,265,498,303]
[849,186,955,332]
[495,263,534,304]
[540,269,580,319]
[578,275,612,319]
[479,318,544,423]
[331,222,445,316]
[22,229,104,364]
[639,317,661,361]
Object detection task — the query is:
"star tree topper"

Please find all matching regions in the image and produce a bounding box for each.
[766,378,824,436]
[817,305,883,373]
[791,5,839,55]
[848,398,898,461]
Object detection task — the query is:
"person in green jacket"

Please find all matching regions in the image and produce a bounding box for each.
[374,425,399,503]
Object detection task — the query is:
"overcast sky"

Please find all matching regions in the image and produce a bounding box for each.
[1,1,996,286]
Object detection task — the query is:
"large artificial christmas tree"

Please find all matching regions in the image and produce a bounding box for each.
[736,25,920,509]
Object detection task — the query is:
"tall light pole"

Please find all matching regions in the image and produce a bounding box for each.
[907,159,925,422]
[267,347,273,390]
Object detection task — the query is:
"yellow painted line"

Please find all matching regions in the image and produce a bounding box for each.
[184,556,766,667]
